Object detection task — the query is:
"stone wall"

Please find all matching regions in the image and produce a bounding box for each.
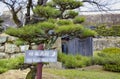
[0,33,61,59]
[0,33,31,59]
[93,37,120,51]
[0,33,120,59]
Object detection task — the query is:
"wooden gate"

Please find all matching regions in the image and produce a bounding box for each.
[62,37,93,56]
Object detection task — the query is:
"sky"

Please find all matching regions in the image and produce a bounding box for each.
[81,0,120,11]
[0,0,120,15]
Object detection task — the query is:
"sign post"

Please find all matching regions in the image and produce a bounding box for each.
[24,44,57,79]
[37,44,44,79]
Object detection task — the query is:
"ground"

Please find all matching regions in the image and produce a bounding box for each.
[0,68,65,79]
[0,65,119,79]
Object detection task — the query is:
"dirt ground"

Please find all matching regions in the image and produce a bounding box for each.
[0,65,102,79]
[0,68,66,79]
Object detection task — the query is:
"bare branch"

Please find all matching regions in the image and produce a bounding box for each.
[16,6,22,13]
[81,0,112,12]
[2,0,13,7]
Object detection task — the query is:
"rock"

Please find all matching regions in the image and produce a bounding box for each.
[0,36,7,44]
[0,33,17,42]
[0,52,8,58]
[19,45,29,52]
[8,36,17,42]
[0,46,4,52]
[31,45,38,50]
[10,53,24,58]
[5,43,20,53]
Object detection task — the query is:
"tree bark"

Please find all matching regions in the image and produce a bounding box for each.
[25,0,32,25]
[11,9,22,28]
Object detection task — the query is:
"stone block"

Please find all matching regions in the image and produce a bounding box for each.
[0,52,8,58]
[19,45,29,52]
[10,53,24,58]
[0,36,7,44]
[8,36,17,42]
[0,46,4,52]
[31,45,38,50]
[5,43,20,53]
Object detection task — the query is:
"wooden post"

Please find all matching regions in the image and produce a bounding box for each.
[36,44,44,79]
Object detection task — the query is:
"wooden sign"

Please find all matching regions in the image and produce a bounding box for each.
[24,50,57,63]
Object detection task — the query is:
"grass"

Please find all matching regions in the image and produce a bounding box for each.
[43,68,120,79]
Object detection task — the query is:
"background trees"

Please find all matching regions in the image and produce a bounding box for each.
[0,0,115,27]
[0,0,48,27]
[1,0,25,27]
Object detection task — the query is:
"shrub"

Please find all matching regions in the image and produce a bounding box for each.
[58,53,92,68]
[95,25,120,36]
[104,64,120,72]
[0,56,24,74]
[101,47,120,54]
[64,55,78,68]
[97,47,120,72]
[0,68,8,74]
[58,53,67,64]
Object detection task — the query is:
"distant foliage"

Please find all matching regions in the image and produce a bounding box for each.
[95,25,120,36]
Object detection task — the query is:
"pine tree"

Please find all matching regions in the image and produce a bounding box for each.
[5,0,96,49]
[5,1,97,78]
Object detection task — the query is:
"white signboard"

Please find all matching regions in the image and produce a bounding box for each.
[24,50,57,64]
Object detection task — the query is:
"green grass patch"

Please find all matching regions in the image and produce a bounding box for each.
[44,68,120,79]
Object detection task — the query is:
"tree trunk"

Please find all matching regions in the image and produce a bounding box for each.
[12,12,22,28]
[25,0,32,25]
